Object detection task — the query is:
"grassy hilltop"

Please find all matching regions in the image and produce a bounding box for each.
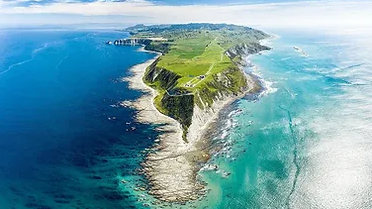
[125,23,270,141]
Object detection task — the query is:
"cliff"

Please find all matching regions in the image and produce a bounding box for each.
[123,23,271,203]
[226,42,271,66]
[142,42,269,142]
[113,38,171,54]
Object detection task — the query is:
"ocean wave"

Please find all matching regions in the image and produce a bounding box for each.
[216,109,246,140]
[209,106,248,165]
[220,118,234,140]
[244,57,278,97]
[261,79,278,96]
[260,34,280,47]
[220,130,228,140]
[228,108,244,118]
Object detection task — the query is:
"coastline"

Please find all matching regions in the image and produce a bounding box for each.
[123,47,204,202]
[123,46,265,203]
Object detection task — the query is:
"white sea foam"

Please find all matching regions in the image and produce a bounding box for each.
[261,79,278,96]
[260,34,280,48]
[227,108,243,118]
[0,58,33,75]
[244,58,278,97]
[219,117,236,140]
[0,42,54,76]
[32,43,50,54]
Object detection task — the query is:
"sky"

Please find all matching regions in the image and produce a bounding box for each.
[0,0,372,29]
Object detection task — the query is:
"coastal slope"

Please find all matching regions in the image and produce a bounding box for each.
[123,23,270,203]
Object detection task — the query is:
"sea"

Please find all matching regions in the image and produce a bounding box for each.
[1,27,372,209]
[0,29,158,209]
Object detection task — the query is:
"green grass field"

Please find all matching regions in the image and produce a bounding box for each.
[126,24,268,95]
[155,31,235,92]
[127,24,269,138]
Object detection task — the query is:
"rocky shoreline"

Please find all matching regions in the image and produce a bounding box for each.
[122,44,267,203]
[123,48,208,203]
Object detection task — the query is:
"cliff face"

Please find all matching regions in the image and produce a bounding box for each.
[114,38,170,54]
[226,42,271,67]
[143,42,269,142]
[123,23,272,203]
[186,43,271,142]
[114,38,151,46]
[187,66,249,142]
[143,59,194,140]
[143,59,180,89]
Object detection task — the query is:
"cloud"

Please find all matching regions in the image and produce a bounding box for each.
[0,0,371,28]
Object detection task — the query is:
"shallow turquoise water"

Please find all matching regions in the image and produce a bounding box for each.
[1,28,372,209]
[195,29,372,209]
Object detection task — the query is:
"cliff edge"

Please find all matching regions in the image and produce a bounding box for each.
[122,23,271,203]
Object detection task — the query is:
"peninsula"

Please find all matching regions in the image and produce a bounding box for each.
[121,23,270,203]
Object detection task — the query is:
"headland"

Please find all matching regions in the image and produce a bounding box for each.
[117,23,271,203]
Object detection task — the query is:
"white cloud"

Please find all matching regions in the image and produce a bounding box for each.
[0,0,371,29]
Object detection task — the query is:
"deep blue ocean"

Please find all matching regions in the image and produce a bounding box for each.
[0,29,157,208]
[1,28,372,209]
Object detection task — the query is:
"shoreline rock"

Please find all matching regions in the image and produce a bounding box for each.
[124,40,269,203]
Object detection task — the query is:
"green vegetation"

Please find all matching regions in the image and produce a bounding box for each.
[126,23,270,141]
[144,42,171,54]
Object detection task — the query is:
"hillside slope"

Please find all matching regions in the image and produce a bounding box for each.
[125,23,270,142]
